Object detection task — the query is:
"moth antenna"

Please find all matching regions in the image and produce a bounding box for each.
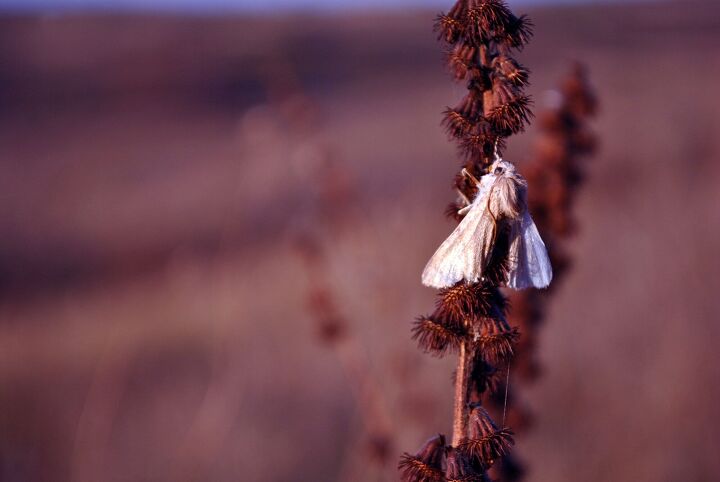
[493,138,502,163]
[461,168,480,185]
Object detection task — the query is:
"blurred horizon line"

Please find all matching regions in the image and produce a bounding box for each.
[0,0,662,15]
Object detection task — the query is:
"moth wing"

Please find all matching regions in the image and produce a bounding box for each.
[506,211,553,289]
[421,200,495,289]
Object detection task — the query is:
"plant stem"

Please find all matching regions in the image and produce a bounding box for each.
[451,339,473,446]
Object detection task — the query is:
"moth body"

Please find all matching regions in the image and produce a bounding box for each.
[421,159,552,290]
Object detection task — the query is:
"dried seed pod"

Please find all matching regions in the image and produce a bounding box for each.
[460,121,502,161]
[438,283,492,320]
[469,355,501,399]
[459,405,514,468]
[412,314,466,356]
[444,108,476,138]
[486,96,533,135]
[492,55,529,86]
[474,314,519,364]
[447,44,478,80]
[446,446,489,482]
[500,14,533,50]
[466,1,513,42]
[436,13,465,43]
[399,434,447,482]
[443,94,484,139]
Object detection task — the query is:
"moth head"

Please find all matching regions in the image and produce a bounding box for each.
[489,160,527,220]
[490,159,516,176]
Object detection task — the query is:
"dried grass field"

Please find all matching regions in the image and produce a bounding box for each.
[1,1,719,481]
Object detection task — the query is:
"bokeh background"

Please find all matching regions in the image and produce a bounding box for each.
[1,0,719,481]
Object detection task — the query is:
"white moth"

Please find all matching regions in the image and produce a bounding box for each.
[421,158,552,290]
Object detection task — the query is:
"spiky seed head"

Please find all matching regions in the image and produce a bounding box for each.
[435,13,465,43]
[412,315,466,356]
[486,96,533,135]
[438,282,494,320]
[469,355,501,398]
[492,55,529,86]
[459,405,515,467]
[445,446,488,482]
[399,434,447,482]
[474,314,519,364]
[443,108,475,138]
[501,14,534,50]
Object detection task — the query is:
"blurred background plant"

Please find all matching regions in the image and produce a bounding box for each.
[1,1,720,482]
[280,63,398,480]
[490,62,598,482]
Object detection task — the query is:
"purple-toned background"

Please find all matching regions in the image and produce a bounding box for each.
[0,0,656,12]
[1,1,718,481]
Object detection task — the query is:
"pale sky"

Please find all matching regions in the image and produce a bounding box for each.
[0,0,643,13]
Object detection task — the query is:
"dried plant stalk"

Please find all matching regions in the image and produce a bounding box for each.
[451,341,473,446]
[401,1,535,480]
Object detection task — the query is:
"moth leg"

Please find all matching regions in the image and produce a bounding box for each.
[456,187,473,216]
[456,188,471,207]
[458,204,472,216]
[461,168,480,185]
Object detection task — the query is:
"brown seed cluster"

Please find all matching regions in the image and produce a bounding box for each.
[486,65,597,481]
[511,64,597,383]
[439,0,533,170]
[400,1,534,480]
